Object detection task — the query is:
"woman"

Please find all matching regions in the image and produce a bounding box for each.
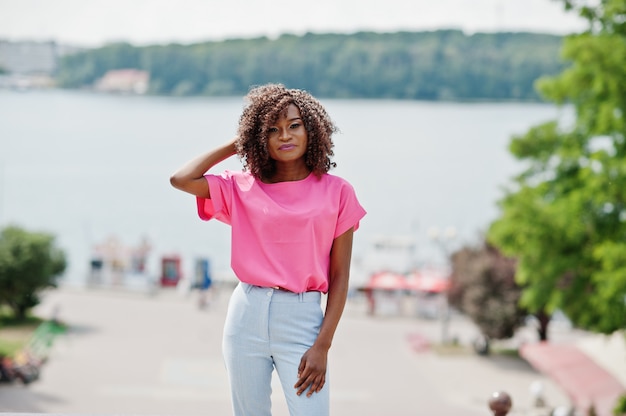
[170,83,366,416]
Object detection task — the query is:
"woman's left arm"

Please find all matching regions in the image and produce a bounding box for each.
[294,227,354,397]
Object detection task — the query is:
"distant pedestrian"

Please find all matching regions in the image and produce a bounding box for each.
[197,258,213,309]
[170,83,366,416]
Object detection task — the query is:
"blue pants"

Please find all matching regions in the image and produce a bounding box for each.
[223,282,328,416]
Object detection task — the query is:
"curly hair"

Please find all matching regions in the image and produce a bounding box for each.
[235,83,338,180]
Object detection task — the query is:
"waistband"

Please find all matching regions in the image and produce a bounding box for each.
[240,282,322,303]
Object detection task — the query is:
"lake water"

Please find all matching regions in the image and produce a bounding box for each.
[0,90,568,286]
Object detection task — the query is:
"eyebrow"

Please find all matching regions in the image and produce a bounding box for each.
[271,117,301,125]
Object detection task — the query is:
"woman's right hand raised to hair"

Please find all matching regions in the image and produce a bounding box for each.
[169,138,238,198]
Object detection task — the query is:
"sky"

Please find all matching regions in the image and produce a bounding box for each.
[0,0,588,47]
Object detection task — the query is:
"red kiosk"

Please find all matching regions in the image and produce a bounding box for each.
[160,255,182,287]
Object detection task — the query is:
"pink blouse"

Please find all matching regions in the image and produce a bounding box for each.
[196,170,366,293]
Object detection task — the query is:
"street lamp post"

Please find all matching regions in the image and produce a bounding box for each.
[427,226,457,345]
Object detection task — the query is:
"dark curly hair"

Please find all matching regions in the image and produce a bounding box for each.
[235,83,338,180]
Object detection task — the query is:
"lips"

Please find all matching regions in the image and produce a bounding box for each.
[279,144,296,150]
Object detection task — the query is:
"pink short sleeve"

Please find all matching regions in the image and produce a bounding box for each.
[334,181,367,238]
[196,173,233,224]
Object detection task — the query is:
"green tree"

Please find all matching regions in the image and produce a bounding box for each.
[0,226,66,320]
[55,30,564,101]
[614,393,626,415]
[488,0,626,335]
[448,243,526,353]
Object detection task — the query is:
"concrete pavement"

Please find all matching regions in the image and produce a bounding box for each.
[0,284,606,415]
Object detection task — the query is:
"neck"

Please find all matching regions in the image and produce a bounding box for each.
[266,163,311,183]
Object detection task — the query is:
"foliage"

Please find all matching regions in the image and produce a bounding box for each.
[0,306,44,327]
[0,226,66,320]
[488,0,626,334]
[0,309,39,357]
[55,30,565,100]
[448,243,526,341]
[614,394,626,415]
[0,338,24,357]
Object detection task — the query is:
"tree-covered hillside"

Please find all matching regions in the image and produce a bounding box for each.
[57,30,566,101]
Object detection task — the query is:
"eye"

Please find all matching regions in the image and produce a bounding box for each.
[290,123,301,129]
[268,127,278,133]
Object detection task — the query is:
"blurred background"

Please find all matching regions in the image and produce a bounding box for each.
[0,0,585,286]
[1,1,625,416]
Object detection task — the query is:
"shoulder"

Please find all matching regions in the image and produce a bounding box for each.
[317,173,356,190]
[209,170,256,191]
[310,174,361,202]
[216,170,253,180]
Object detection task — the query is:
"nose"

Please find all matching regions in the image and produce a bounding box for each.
[278,128,291,141]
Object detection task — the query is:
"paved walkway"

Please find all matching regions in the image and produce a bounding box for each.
[0,284,617,416]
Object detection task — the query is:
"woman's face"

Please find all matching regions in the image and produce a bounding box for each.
[267,103,308,164]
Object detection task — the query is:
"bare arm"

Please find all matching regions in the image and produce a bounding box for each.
[294,227,354,397]
[169,138,237,198]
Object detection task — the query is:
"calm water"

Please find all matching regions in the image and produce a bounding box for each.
[0,90,567,285]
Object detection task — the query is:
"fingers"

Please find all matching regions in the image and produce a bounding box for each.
[294,359,326,397]
[295,371,325,397]
[294,348,328,397]
[297,359,305,377]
